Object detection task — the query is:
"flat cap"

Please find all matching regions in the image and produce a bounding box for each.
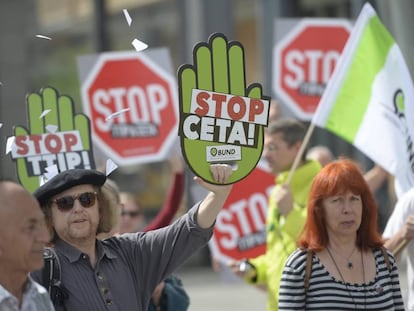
[34,169,107,206]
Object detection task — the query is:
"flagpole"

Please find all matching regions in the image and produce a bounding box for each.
[286,121,316,185]
[393,238,409,258]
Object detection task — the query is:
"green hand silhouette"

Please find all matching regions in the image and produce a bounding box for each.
[178,33,269,184]
[13,87,94,193]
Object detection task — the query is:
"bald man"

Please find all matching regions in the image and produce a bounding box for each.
[306,145,335,167]
[0,180,54,311]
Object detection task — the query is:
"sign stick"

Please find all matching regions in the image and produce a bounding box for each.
[286,122,316,185]
[393,238,409,258]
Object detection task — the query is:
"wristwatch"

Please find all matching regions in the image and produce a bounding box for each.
[239,260,257,280]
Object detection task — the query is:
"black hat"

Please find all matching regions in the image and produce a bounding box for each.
[34,169,107,206]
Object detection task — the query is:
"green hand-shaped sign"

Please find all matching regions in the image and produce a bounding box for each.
[178,33,270,184]
[11,87,95,193]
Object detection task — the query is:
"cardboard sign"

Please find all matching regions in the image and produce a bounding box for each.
[209,162,274,262]
[9,87,95,193]
[178,33,270,184]
[78,49,179,166]
[273,19,351,120]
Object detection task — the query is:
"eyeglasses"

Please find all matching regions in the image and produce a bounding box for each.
[51,192,98,211]
[264,144,277,152]
[121,210,141,218]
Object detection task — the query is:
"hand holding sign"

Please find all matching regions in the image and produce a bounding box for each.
[178,33,270,184]
[12,87,95,193]
[209,164,233,184]
[194,164,234,200]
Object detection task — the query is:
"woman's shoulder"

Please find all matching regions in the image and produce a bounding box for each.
[373,247,397,269]
[284,248,309,270]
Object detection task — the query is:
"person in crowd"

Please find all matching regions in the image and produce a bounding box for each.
[30,164,233,311]
[307,144,393,232]
[383,187,414,310]
[306,144,335,167]
[364,163,395,232]
[268,99,283,122]
[279,158,404,310]
[0,179,54,311]
[229,118,322,310]
[306,144,390,197]
[118,152,185,234]
[99,154,189,311]
[364,164,389,194]
[117,191,146,232]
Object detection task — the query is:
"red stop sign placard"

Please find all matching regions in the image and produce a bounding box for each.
[274,19,351,120]
[209,163,274,262]
[81,51,178,165]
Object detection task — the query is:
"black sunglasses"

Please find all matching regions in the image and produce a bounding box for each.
[51,192,98,211]
[121,210,141,218]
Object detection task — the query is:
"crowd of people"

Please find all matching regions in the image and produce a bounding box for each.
[229,117,322,309]
[224,101,410,310]
[0,99,413,311]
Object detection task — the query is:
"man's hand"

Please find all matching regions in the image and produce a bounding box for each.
[194,164,233,196]
[274,184,294,216]
[401,215,414,240]
[228,260,247,278]
[151,281,165,307]
[384,215,414,258]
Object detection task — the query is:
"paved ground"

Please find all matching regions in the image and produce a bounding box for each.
[176,266,267,311]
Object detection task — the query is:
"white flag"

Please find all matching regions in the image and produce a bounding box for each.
[313,3,414,197]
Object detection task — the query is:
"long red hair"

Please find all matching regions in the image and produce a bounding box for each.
[298,158,383,252]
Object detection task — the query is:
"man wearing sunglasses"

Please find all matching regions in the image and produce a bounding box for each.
[0,180,54,311]
[30,165,232,311]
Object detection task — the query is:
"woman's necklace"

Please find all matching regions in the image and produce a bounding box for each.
[346,246,357,269]
[331,245,357,269]
[326,246,366,309]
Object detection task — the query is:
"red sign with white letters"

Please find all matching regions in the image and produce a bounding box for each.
[209,162,274,262]
[274,19,351,120]
[81,51,179,165]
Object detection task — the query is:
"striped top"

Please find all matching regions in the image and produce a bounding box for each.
[279,248,404,310]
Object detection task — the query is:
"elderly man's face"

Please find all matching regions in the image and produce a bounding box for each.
[0,182,50,274]
[50,184,100,245]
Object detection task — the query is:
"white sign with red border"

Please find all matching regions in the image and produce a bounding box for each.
[273,18,351,120]
[78,49,179,166]
[209,161,274,262]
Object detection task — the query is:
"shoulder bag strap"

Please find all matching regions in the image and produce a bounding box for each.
[42,247,55,294]
[380,246,391,272]
[304,250,314,293]
[43,247,68,310]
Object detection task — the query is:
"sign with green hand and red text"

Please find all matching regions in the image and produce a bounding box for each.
[178,33,270,184]
[8,87,96,193]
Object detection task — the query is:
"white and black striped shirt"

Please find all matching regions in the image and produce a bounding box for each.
[279,248,404,310]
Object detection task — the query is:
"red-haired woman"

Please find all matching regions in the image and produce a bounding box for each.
[278,158,404,310]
